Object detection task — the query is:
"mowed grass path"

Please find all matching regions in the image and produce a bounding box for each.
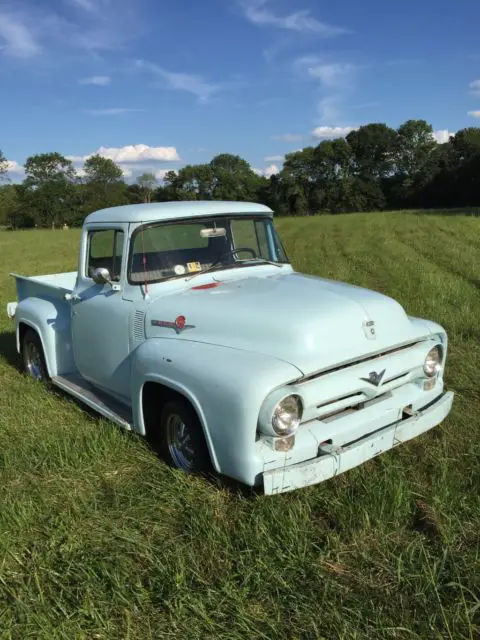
[0,213,479,639]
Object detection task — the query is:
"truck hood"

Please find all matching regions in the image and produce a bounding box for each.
[144,272,430,377]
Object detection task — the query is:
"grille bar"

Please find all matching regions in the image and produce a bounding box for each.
[298,341,421,384]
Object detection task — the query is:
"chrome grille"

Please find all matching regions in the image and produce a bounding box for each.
[296,341,427,425]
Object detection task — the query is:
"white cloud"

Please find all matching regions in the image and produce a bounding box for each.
[68,144,181,164]
[264,155,284,162]
[6,160,23,173]
[121,167,132,178]
[469,79,480,96]
[239,0,349,36]
[432,130,455,144]
[0,12,41,58]
[271,133,304,142]
[83,108,143,116]
[467,111,480,118]
[135,60,223,102]
[254,164,280,178]
[312,126,356,139]
[79,75,111,85]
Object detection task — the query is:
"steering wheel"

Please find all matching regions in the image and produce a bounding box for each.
[221,247,258,261]
[187,247,259,281]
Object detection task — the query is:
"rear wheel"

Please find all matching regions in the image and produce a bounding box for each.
[158,400,211,473]
[22,329,48,382]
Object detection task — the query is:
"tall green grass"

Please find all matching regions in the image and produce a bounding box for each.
[0,212,478,639]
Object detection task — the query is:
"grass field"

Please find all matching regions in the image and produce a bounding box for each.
[0,212,479,639]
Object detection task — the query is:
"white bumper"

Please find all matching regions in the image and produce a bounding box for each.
[263,391,454,495]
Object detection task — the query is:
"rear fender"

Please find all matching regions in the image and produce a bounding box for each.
[16,297,74,377]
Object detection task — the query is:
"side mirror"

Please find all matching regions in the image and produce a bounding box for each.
[92,267,112,285]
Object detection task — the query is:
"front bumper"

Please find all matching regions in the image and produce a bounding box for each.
[263,390,454,495]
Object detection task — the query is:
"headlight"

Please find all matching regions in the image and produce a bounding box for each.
[272,395,303,435]
[424,345,443,377]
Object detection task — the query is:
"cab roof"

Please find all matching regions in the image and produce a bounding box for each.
[84,201,274,225]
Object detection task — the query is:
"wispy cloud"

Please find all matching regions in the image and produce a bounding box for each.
[385,58,420,67]
[469,79,480,97]
[297,58,357,88]
[79,75,111,85]
[271,133,304,142]
[68,0,100,13]
[350,101,381,109]
[239,0,349,36]
[83,107,144,116]
[296,56,361,124]
[0,11,41,58]
[0,1,141,65]
[467,110,480,118]
[264,154,284,162]
[135,60,238,102]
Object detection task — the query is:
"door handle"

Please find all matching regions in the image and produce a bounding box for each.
[65,293,82,302]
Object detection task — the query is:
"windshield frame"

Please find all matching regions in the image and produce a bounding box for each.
[127,214,289,286]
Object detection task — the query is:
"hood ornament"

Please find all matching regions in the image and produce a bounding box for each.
[361,369,386,387]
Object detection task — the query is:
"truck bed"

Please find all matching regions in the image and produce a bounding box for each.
[11,272,78,302]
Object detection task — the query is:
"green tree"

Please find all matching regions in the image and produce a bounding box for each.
[136,172,158,203]
[209,154,261,201]
[389,120,438,206]
[396,119,436,177]
[175,164,215,200]
[21,152,76,228]
[81,155,127,214]
[0,184,19,227]
[280,147,318,215]
[346,123,398,180]
[0,150,7,182]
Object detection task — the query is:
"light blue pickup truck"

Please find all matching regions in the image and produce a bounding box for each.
[7,201,453,494]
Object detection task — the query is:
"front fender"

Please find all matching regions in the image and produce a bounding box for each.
[131,338,302,482]
[16,297,74,377]
[409,316,448,357]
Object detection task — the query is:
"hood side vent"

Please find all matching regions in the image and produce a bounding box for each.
[130,310,146,347]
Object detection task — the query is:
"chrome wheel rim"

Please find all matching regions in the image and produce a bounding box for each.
[166,414,196,471]
[26,342,43,381]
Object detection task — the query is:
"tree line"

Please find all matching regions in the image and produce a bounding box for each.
[1,119,480,228]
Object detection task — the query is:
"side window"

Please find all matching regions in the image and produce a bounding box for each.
[87,229,124,281]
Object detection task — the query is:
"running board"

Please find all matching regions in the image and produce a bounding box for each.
[51,374,133,430]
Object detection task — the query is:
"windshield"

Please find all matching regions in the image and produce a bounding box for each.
[129,215,289,284]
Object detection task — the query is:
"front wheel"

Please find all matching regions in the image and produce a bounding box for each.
[22,329,49,382]
[159,400,211,473]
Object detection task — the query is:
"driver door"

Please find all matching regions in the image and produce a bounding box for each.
[71,226,131,401]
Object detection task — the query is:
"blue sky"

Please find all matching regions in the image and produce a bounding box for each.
[1,0,479,180]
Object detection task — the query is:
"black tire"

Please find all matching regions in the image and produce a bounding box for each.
[22,329,49,382]
[158,400,211,473]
